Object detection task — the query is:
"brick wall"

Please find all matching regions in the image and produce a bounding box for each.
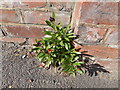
[0,1,119,63]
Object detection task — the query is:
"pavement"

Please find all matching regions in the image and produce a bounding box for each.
[1,42,118,88]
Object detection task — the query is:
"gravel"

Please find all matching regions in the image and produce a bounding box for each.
[1,42,118,88]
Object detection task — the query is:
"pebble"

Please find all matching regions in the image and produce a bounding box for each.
[39,62,45,68]
[15,54,19,56]
[22,55,27,58]
[8,85,12,88]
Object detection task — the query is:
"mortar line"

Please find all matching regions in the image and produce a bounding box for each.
[0,22,49,28]
[0,22,119,29]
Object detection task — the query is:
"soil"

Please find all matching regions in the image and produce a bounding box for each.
[1,42,118,88]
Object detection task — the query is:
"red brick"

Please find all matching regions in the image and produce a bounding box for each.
[105,30,119,45]
[4,25,45,38]
[77,26,107,43]
[28,38,41,45]
[23,11,70,25]
[79,2,118,25]
[74,44,118,59]
[0,1,47,8]
[0,2,17,8]
[0,10,20,23]
[49,2,74,12]
[20,1,47,8]
[97,60,118,73]
[0,37,25,43]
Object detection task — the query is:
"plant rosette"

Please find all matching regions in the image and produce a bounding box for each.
[31,12,87,77]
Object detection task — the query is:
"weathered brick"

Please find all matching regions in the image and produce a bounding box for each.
[0,1,47,8]
[79,2,118,25]
[76,25,107,43]
[4,25,45,38]
[28,38,41,45]
[97,60,118,74]
[0,37,25,43]
[20,1,47,8]
[23,11,70,25]
[49,2,74,12]
[105,30,119,45]
[0,10,20,23]
[74,44,118,59]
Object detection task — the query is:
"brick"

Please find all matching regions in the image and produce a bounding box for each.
[28,38,41,45]
[105,30,119,45]
[76,25,107,43]
[74,44,118,59]
[0,1,47,8]
[79,2,118,25]
[0,2,16,8]
[97,60,118,74]
[4,25,45,38]
[49,2,74,12]
[0,10,20,23]
[20,1,47,8]
[0,37,25,43]
[23,11,70,25]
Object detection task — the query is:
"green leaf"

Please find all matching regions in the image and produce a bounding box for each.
[65,43,68,50]
[68,36,76,38]
[57,22,62,27]
[35,39,38,43]
[73,62,80,66]
[78,61,84,64]
[77,69,83,74]
[44,30,52,35]
[67,33,74,36]
[60,41,64,46]
[38,56,44,62]
[57,37,62,40]
[45,20,51,26]
[74,56,79,60]
[72,51,81,54]
[71,72,76,77]
[67,24,71,29]
[61,58,65,63]
[31,47,40,52]
[37,52,44,58]
[52,12,56,20]
[65,38,69,41]
[65,24,71,32]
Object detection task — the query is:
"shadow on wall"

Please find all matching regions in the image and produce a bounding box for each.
[75,46,110,77]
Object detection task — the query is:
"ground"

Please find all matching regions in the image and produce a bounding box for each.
[1,42,118,88]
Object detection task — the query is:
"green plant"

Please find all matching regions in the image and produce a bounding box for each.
[32,12,85,77]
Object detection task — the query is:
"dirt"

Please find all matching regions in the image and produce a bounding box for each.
[1,42,118,88]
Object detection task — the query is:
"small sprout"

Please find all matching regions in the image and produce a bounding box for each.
[31,12,95,77]
[8,86,12,88]
[22,55,27,59]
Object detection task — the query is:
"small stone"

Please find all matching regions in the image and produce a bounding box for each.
[39,62,45,68]
[90,57,95,61]
[22,55,27,58]
[17,49,21,52]
[15,54,19,56]
[8,86,12,88]
[28,79,34,82]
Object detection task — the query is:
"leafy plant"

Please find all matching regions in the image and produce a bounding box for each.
[32,12,85,77]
